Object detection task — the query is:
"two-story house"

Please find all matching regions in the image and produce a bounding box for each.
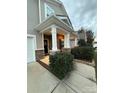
[27,0,78,63]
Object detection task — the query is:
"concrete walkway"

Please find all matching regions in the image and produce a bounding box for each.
[27,62,96,93]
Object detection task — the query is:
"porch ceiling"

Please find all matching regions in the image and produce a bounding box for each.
[42,27,66,36]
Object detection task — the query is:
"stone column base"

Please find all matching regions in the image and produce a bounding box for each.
[49,50,60,55]
[62,48,71,53]
[35,49,44,61]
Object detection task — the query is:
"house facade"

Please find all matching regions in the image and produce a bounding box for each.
[27,0,78,63]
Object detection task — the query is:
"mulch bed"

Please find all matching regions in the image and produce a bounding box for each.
[73,59,95,67]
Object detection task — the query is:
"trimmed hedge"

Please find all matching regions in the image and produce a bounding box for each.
[49,52,74,80]
[71,47,94,62]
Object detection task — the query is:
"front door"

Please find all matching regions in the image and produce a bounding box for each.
[59,39,64,50]
[44,40,48,54]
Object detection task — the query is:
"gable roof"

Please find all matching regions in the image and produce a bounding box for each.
[34,15,77,36]
[35,15,71,31]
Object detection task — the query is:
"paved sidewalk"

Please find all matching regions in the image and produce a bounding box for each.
[74,62,96,81]
[27,62,96,93]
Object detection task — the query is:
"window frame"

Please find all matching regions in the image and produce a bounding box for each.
[44,3,55,18]
[58,16,72,27]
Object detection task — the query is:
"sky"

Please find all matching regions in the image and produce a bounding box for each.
[60,0,97,35]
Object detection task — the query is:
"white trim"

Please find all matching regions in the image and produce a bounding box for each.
[38,0,41,23]
[39,24,69,34]
[55,25,69,34]
[27,34,36,38]
[39,25,68,34]
[35,15,74,32]
[35,48,44,50]
[27,34,37,62]
[39,26,51,33]
[54,0,62,4]
[57,16,72,27]
[34,15,77,37]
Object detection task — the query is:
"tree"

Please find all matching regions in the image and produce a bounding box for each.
[77,27,87,41]
[86,30,94,47]
[78,39,87,47]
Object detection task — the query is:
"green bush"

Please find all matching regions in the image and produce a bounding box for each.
[71,47,94,62]
[49,52,74,80]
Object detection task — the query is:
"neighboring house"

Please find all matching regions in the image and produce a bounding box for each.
[27,0,78,63]
[77,28,87,42]
[93,36,97,49]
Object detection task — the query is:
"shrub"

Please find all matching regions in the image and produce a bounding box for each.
[49,52,74,80]
[71,47,94,62]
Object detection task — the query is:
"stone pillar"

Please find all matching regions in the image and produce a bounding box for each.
[35,49,44,61]
[51,26,57,51]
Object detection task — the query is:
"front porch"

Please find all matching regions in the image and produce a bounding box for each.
[41,25,77,54]
[40,55,49,65]
[34,15,78,61]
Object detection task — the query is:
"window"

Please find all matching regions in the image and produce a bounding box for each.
[45,3,55,18]
[57,16,72,27]
[61,19,70,25]
[54,0,62,4]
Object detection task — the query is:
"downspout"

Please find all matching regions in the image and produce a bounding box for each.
[38,0,41,23]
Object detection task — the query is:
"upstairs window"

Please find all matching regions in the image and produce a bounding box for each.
[45,3,55,18]
[57,16,72,27]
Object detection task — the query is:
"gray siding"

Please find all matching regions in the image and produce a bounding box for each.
[40,0,68,22]
[40,0,45,22]
[45,0,67,16]
[27,0,70,49]
[27,0,42,49]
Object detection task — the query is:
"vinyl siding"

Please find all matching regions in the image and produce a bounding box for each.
[27,0,42,49]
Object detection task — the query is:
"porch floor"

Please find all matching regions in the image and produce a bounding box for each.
[40,55,50,65]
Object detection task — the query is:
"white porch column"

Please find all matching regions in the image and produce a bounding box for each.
[75,37,78,46]
[51,26,57,51]
[66,33,70,48]
[64,33,70,48]
[64,34,67,48]
[41,32,44,49]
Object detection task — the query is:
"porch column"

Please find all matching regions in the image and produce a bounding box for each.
[41,32,44,49]
[64,33,70,48]
[75,37,78,46]
[51,26,57,51]
[66,33,70,48]
[64,34,67,48]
